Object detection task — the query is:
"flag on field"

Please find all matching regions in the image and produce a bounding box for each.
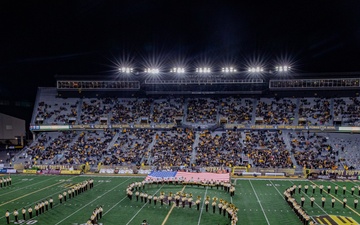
[145,171,230,182]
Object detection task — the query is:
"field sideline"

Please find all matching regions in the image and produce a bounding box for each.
[1,174,360,225]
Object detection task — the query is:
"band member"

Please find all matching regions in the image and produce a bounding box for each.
[205,196,209,212]
[50,197,53,208]
[310,196,315,207]
[218,200,223,214]
[196,196,201,210]
[45,199,49,211]
[301,196,305,207]
[343,185,347,195]
[13,209,18,223]
[188,195,193,208]
[343,198,347,208]
[5,210,10,224]
[355,198,358,209]
[22,207,26,220]
[135,191,140,201]
[304,185,309,194]
[59,193,63,204]
[319,184,324,194]
[335,185,339,195]
[351,186,355,195]
[327,185,331,194]
[28,207,33,219]
[153,194,158,205]
[63,191,67,201]
[321,196,326,208]
[211,197,217,213]
[298,184,302,194]
[35,204,39,216]
[331,198,335,208]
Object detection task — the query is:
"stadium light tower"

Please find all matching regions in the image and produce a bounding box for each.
[222,67,237,73]
[144,68,160,74]
[196,67,211,73]
[170,67,185,73]
[248,67,264,73]
[118,67,133,74]
[275,65,291,72]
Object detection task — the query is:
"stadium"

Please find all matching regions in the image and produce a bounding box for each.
[1,66,360,225]
[1,1,360,225]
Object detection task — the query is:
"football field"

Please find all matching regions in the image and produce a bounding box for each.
[1,174,360,225]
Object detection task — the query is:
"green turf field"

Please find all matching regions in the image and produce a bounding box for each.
[1,174,360,225]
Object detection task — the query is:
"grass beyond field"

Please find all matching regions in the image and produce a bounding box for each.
[0,175,359,225]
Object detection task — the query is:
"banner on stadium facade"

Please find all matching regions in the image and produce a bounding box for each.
[60,170,81,175]
[40,169,61,175]
[23,169,38,174]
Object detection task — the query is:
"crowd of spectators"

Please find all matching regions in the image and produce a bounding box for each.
[102,129,155,166]
[218,97,253,124]
[195,130,245,167]
[298,98,331,125]
[186,98,218,124]
[289,131,337,169]
[256,98,297,125]
[151,98,184,124]
[25,95,360,171]
[333,97,360,126]
[150,128,195,167]
[244,130,293,168]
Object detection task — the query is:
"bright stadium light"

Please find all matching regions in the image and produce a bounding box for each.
[248,67,264,73]
[196,67,211,73]
[222,67,237,73]
[170,67,185,73]
[144,68,160,74]
[275,65,291,72]
[118,67,133,73]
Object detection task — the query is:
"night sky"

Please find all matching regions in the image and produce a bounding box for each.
[1,0,360,100]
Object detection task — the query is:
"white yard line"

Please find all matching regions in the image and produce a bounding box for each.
[0,176,57,197]
[249,180,271,225]
[54,177,132,225]
[197,186,208,225]
[125,185,164,225]
[290,181,328,215]
[102,195,127,216]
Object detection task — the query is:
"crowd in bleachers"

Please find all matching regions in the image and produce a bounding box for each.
[290,131,337,169]
[218,97,253,124]
[186,98,218,124]
[150,128,195,167]
[256,98,297,125]
[244,130,293,168]
[102,129,155,166]
[24,95,360,170]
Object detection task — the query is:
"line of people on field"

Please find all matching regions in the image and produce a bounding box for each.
[86,206,103,225]
[0,176,12,188]
[5,197,54,224]
[58,179,94,204]
[126,178,235,196]
[126,179,238,225]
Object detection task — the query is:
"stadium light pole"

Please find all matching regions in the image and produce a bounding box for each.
[118,67,133,74]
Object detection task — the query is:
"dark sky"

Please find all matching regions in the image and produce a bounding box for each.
[1,0,360,99]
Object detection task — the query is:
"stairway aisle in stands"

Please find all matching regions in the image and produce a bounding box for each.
[281,130,300,171]
[144,131,160,166]
[251,98,257,124]
[190,131,200,166]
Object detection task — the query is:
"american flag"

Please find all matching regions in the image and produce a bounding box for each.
[146,171,230,182]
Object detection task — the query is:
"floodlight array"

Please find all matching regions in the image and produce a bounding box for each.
[248,67,264,73]
[119,67,133,73]
[196,67,211,73]
[170,67,185,73]
[144,68,160,74]
[275,66,291,72]
[222,67,237,73]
